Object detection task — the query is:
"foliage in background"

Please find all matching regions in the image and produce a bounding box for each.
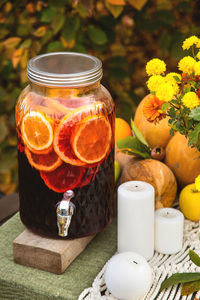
[0,0,199,194]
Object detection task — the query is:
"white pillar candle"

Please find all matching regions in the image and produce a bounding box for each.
[155,208,184,255]
[118,181,155,260]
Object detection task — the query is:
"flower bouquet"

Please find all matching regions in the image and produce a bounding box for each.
[145,35,200,191]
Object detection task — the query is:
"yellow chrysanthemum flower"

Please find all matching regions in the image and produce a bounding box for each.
[146,58,166,76]
[178,56,196,75]
[196,51,200,60]
[182,36,199,50]
[165,72,181,81]
[166,80,179,95]
[196,40,200,48]
[147,75,165,92]
[182,92,200,109]
[194,61,200,75]
[195,175,200,192]
[165,73,181,95]
[156,82,175,102]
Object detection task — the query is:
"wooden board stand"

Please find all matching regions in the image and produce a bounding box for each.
[13,230,95,274]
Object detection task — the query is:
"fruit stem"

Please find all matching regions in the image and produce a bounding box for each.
[151,147,165,161]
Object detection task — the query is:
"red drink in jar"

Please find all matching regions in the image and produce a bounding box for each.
[16,53,115,238]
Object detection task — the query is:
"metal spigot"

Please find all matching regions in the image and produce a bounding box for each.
[56,190,75,237]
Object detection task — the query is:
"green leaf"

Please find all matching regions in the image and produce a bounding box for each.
[52,14,65,35]
[127,0,147,10]
[189,250,200,267]
[173,75,181,83]
[117,136,151,159]
[168,107,176,118]
[62,16,80,42]
[130,119,150,148]
[41,31,53,46]
[159,273,200,292]
[75,3,89,18]
[189,107,200,121]
[41,7,58,23]
[105,1,124,18]
[182,280,200,296]
[161,102,169,111]
[47,41,63,51]
[188,123,200,146]
[190,81,197,87]
[183,87,191,94]
[170,128,175,136]
[87,25,107,45]
[20,38,32,48]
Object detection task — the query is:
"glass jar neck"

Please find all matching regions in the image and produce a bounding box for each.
[30,81,101,97]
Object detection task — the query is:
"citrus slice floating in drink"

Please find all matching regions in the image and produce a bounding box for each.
[72,115,112,164]
[53,103,105,166]
[25,147,62,172]
[26,144,54,155]
[21,111,53,152]
[40,163,85,193]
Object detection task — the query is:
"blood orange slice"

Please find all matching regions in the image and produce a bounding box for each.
[21,111,53,152]
[72,115,112,164]
[40,163,84,193]
[53,103,104,166]
[25,147,62,172]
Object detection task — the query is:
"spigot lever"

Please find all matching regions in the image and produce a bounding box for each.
[57,190,75,237]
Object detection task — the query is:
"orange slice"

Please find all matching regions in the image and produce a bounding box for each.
[53,103,104,166]
[26,144,54,155]
[21,111,53,151]
[25,147,62,172]
[72,115,112,164]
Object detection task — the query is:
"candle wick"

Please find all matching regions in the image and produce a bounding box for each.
[132,260,138,264]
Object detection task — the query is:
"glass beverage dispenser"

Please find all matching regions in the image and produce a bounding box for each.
[15,52,115,238]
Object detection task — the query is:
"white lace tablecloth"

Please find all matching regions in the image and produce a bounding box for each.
[79,220,200,300]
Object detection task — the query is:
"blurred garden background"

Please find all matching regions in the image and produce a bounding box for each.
[0,0,199,194]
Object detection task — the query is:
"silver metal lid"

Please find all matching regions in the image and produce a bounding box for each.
[27,52,103,87]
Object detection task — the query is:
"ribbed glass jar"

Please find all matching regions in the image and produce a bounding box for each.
[16,52,115,239]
